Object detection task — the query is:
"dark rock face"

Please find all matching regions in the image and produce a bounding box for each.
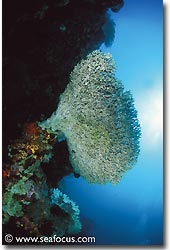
[41,140,73,187]
[3,0,123,147]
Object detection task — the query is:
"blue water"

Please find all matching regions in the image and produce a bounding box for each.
[59,0,163,245]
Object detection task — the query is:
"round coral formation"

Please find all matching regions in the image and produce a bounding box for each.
[40,50,141,184]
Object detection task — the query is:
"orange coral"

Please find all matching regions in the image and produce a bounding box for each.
[24,122,42,136]
[2,169,10,179]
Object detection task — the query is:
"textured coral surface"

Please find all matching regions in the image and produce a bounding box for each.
[41,50,141,184]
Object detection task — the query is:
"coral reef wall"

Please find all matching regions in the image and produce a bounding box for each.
[3,0,124,242]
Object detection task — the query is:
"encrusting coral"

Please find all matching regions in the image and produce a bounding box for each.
[40,50,141,184]
[2,122,81,237]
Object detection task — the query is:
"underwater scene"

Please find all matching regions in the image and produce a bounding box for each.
[2,0,163,246]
